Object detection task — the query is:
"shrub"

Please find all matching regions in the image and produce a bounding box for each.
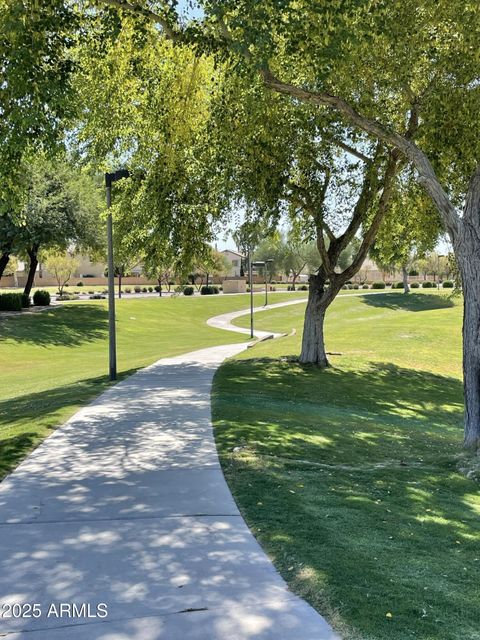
[443,280,454,288]
[372,281,386,289]
[89,294,106,300]
[77,282,84,287]
[33,290,51,306]
[299,284,308,290]
[0,293,22,311]
[410,282,420,288]
[154,285,161,293]
[183,286,194,296]
[362,284,369,289]
[342,284,348,290]
[395,282,405,289]
[201,285,219,295]
[21,293,31,308]
[422,281,433,288]
[88,290,95,294]
[168,280,175,286]
[353,284,359,290]
[134,286,141,293]
[142,287,148,293]
[125,287,132,293]
[148,286,153,292]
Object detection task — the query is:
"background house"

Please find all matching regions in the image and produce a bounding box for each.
[221,249,244,277]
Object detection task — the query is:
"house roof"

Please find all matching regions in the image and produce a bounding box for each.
[221,249,245,258]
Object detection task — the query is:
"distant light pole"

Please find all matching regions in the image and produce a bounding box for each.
[264,259,273,306]
[105,168,130,381]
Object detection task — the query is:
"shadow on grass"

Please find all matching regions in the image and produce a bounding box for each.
[213,358,464,467]
[213,358,479,640]
[0,304,108,347]
[360,292,455,312]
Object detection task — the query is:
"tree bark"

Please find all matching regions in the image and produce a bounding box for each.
[0,252,10,280]
[158,278,162,296]
[459,252,480,449]
[118,272,122,299]
[300,273,339,366]
[402,266,410,294]
[456,171,480,449]
[24,245,39,296]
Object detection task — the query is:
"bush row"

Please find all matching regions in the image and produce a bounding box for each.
[0,290,51,311]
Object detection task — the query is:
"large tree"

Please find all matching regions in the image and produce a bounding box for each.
[5,156,102,295]
[209,74,408,365]
[93,0,480,447]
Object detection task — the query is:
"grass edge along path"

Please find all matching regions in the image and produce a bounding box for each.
[212,292,480,640]
[0,292,311,480]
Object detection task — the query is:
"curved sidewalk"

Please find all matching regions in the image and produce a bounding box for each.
[0,306,338,638]
[207,297,307,340]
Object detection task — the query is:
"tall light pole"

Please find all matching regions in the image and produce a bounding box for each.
[248,248,254,338]
[105,169,130,381]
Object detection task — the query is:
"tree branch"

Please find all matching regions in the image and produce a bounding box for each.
[334,140,372,164]
[260,69,461,239]
[341,152,399,281]
[97,0,178,38]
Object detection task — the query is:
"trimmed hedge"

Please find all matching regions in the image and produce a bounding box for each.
[200,285,219,295]
[0,293,22,311]
[21,293,31,308]
[443,281,454,288]
[362,284,370,289]
[410,282,420,288]
[422,281,435,288]
[33,290,51,306]
[372,281,386,289]
[183,286,194,296]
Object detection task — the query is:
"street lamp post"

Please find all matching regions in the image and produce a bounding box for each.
[248,248,254,339]
[264,259,273,306]
[105,169,130,381]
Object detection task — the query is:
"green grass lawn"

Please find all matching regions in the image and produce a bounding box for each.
[0,291,308,479]
[212,292,480,640]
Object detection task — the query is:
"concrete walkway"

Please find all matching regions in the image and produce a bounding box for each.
[207,297,308,340]
[0,302,338,639]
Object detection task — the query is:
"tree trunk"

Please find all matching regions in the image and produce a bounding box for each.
[158,278,162,296]
[299,273,336,366]
[454,168,480,448]
[402,266,410,294]
[460,270,480,449]
[24,245,39,296]
[118,273,122,299]
[0,252,10,280]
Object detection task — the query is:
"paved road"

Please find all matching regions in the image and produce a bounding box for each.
[0,299,338,639]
